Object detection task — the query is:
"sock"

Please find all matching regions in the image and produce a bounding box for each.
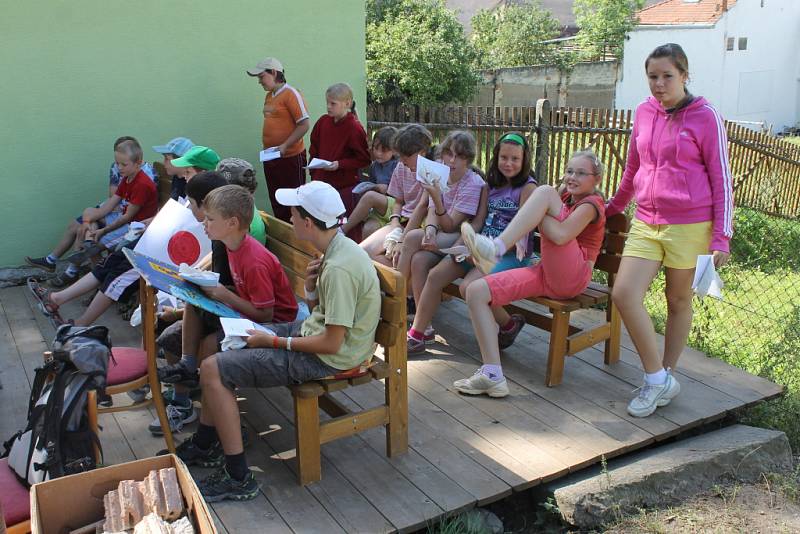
[408,328,424,341]
[194,423,218,450]
[500,317,517,333]
[225,452,249,481]
[64,263,78,277]
[645,368,667,386]
[492,238,507,257]
[182,354,198,372]
[480,364,504,381]
[172,390,190,405]
[46,254,58,264]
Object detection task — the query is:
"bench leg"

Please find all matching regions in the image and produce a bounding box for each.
[604,303,621,365]
[546,310,570,387]
[293,394,321,485]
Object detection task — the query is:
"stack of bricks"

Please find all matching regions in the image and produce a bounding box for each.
[102,468,187,533]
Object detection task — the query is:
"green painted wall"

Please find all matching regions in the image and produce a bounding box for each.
[0,0,366,268]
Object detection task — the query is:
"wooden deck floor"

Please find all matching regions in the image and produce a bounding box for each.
[0,285,783,533]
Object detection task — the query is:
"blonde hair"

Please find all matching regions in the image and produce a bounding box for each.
[203,185,253,230]
[437,130,477,163]
[114,139,143,163]
[326,82,353,103]
[570,149,604,178]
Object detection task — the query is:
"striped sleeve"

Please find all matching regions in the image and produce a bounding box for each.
[285,84,310,123]
[701,104,734,252]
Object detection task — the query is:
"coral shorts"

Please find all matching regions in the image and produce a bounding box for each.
[623,219,712,269]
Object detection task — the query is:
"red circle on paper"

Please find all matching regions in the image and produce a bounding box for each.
[167,231,201,265]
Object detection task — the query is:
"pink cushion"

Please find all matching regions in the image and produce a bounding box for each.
[0,458,30,526]
[108,347,148,386]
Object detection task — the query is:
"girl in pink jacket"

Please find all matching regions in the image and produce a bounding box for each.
[607,43,733,418]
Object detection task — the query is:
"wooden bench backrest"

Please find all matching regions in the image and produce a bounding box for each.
[260,212,405,349]
[153,161,172,207]
[594,213,629,285]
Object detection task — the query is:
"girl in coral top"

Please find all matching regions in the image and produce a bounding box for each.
[607,43,734,418]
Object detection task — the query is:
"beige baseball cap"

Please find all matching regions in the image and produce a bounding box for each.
[246,57,284,76]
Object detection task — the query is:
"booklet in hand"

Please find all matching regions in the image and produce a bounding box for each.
[692,254,723,299]
[416,155,450,193]
[305,158,335,170]
[259,146,281,162]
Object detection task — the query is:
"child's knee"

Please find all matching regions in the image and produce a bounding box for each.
[199,356,220,385]
[465,279,491,305]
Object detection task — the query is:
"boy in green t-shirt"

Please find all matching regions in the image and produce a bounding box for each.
[170,180,381,502]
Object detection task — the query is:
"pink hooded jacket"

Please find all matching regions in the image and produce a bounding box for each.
[607,96,734,253]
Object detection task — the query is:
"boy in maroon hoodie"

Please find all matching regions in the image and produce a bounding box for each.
[308,82,371,215]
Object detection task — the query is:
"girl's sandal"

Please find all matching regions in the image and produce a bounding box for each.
[27,278,60,317]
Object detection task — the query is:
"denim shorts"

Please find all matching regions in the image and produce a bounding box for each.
[215,319,339,390]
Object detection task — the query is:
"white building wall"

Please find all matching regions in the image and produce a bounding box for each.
[616,0,800,132]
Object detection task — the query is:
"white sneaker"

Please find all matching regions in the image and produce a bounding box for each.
[461,222,498,274]
[149,401,197,435]
[627,373,681,417]
[453,369,509,398]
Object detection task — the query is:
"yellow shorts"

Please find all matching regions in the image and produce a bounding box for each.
[622,219,712,269]
[366,195,397,226]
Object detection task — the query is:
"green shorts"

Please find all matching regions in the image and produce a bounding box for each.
[366,195,397,226]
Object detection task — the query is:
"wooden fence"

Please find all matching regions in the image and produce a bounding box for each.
[367,102,800,218]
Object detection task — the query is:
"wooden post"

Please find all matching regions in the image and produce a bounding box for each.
[385,275,408,457]
[545,310,570,387]
[534,99,551,184]
[294,394,321,485]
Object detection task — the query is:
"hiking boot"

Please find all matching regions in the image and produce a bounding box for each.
[199,468,260,503]
[157,359,199,385]
[627,373,681,418]
[25,256,56,273]
[453,369,509,398]
[160,434,224,468]
[407,335,427,356]
[498,314,525,350]
[127,384,150,403]
[49,271,78,289]
[148,400,197,435]
[461,222,498,274]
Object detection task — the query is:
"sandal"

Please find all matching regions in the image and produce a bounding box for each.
[27,277,60,317]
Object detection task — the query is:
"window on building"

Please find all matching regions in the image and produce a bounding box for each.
[738,37,748,50]
[726,37,735,51]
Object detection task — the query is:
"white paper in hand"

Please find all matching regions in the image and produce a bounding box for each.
[178,263,220,287]
[259,146,281,162]
[692,255,724,299]
[440,245,470,262]
[306,158,334,170]
[415,156,450,193]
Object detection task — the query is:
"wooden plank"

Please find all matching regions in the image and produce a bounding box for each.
[319,405,388,444]
[261,213,317,256]
[332,388,478,514]
[0,292,34,439]
[1,286,50,384]
[261,387,444,533]
[344,380,511,506]
[265,236,312,274]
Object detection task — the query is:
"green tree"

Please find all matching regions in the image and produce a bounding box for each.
[470,1,561,69]
[366,0,479,105]
[573,0,645,60]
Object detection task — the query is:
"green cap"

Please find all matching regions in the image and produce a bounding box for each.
[170,146,221,170]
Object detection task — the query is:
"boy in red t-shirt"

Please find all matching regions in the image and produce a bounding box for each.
[25,139,158,286]
[308,82,371,216]
[157,185,297,389]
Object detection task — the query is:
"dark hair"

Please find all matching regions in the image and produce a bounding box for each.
[186,171,228,207]
[393,124,433,157]
[645,43,689,78]
[113,136,138,149]
[372,126,397,150]
[295,205,336,230]
[273,69,286,83]
[486,132,532,189]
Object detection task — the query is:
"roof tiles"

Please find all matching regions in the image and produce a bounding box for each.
[637,0,737,25]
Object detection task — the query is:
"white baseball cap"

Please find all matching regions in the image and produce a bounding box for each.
[275,181,346,229]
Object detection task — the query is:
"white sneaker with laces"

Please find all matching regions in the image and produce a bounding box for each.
[627,373,680,417]
[453,369,509,398]
[461,222,498,274]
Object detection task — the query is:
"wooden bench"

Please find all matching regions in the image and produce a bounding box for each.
[444,213,629,387]
[260,213,409,485]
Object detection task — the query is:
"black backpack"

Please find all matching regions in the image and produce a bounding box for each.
[2,324,112,486]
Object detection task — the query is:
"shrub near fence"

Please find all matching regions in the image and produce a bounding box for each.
[367,101,800,447]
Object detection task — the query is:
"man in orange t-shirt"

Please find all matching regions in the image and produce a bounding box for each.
[246,57,310,222]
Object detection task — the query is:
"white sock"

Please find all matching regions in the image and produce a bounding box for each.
[645,368,667,386]
[64,263,79,277]
[46,254,58,264]
[480,364,504,381]
[492,238,507,257]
